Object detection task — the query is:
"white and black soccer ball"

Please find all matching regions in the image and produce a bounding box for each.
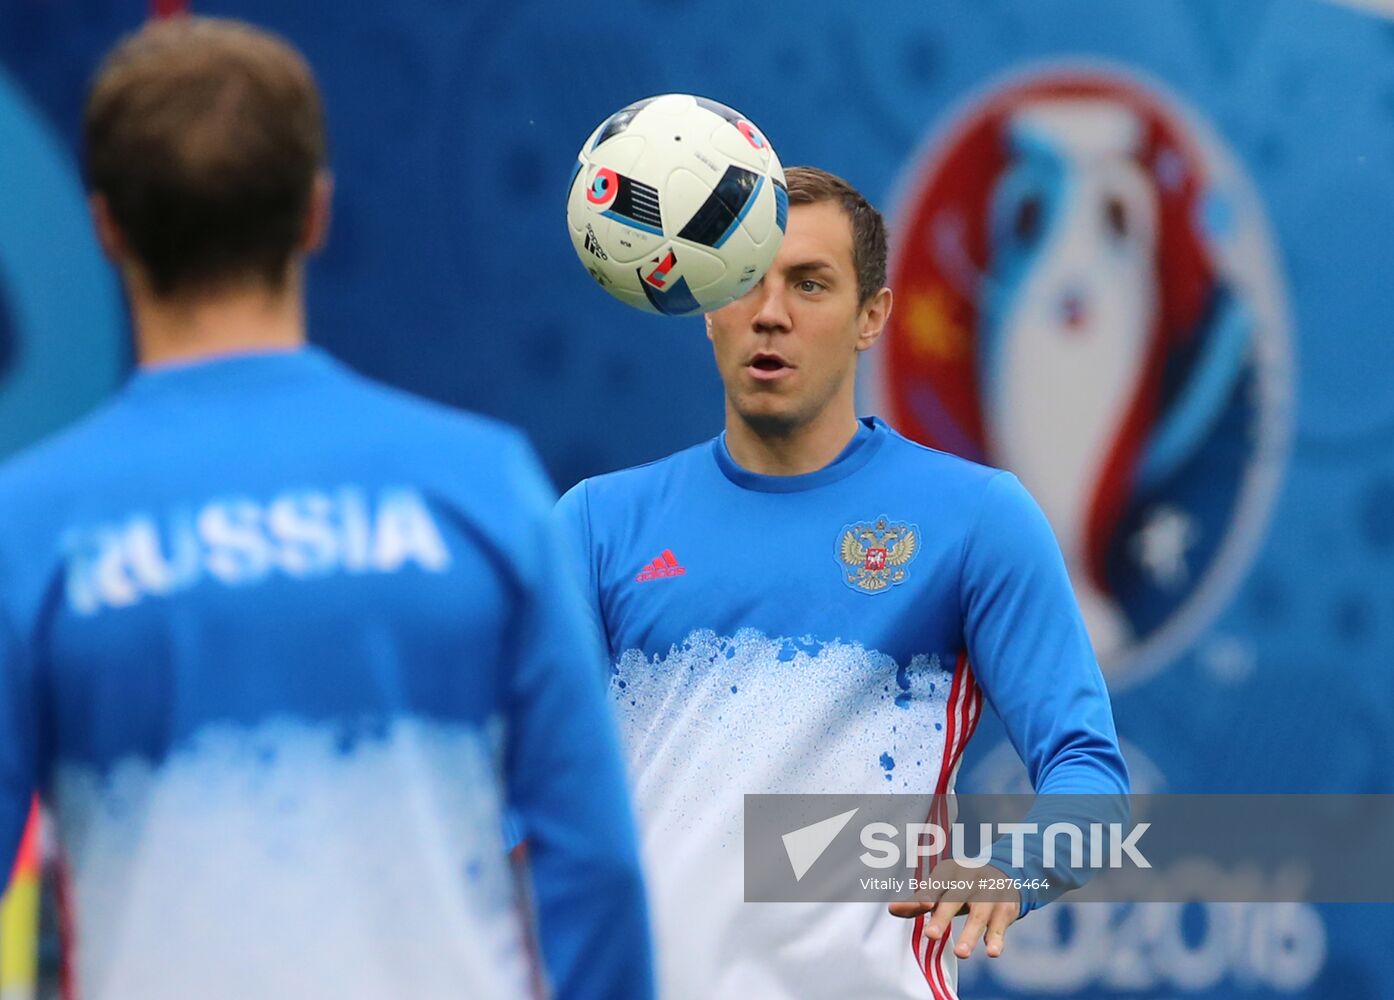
[566,94,787,316]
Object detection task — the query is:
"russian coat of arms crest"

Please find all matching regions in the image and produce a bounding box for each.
[836,515,919,594]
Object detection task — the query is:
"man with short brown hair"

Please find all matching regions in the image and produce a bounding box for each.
[556,165,1128,998]
[0,17,653,999]
[85,16,327,301]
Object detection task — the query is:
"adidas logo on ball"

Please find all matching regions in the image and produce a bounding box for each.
[583,224,609,261]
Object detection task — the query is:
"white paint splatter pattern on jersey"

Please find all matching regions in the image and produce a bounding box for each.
[53,716,530,1000]
[611,628,957,1000]
[614,628,952,809]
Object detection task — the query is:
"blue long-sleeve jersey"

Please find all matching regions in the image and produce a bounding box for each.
[555,416,1128,1000]
[0,348,653,1000]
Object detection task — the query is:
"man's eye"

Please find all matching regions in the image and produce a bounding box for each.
[798,280,823,293]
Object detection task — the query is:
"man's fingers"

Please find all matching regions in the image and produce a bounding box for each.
[887,867,952,919]
[886,883,947,919]
[953,901,991,958]
[985,901,1017,958]
[924,893,966,940]
[887,899,933,918]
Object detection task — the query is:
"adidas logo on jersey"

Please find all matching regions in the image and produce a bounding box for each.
[635,549,685,583]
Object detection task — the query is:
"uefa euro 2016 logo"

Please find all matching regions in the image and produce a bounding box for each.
[869,66,1292,689]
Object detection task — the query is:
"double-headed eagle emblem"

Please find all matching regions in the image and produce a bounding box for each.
[836,515,920,594]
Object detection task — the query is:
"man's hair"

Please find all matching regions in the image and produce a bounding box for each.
[783,166,887,305]
[83,17,326,298]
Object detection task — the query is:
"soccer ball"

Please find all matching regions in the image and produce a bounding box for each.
[566,94,787,316]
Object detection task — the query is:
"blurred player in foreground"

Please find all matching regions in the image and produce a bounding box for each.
[555,167,1129,999]
[0,17,652,999]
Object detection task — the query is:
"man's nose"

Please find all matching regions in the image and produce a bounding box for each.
[751,281,792,333]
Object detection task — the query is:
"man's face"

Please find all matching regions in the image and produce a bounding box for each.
[706,200,889,435]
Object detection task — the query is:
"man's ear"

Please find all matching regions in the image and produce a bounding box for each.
[854,286,893,353]
[89,193,126,263]
[300,170,333,253]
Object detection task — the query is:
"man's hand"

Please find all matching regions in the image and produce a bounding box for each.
[887,860,1020,959]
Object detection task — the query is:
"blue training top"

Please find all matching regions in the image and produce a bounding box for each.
[555,415,1128,1000]
[0,347,653,1000]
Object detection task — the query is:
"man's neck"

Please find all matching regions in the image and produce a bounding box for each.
[131,272,307,368]
[724,399,862,477]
